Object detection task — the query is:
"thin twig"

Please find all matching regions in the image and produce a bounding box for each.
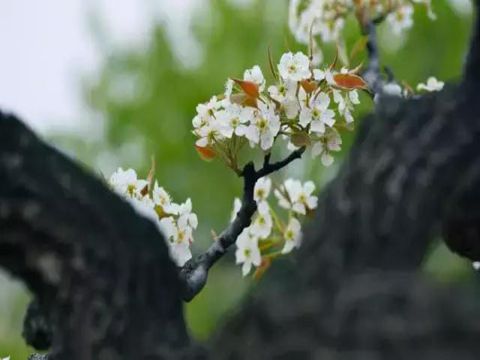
[179,147,305,301]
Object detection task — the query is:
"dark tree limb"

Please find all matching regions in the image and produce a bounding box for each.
[211,82,480,358]
[23,299,52,350]
[0,115,202,359]
[180,147,305,301]
[210,6,480,357]
[210,28,480,358]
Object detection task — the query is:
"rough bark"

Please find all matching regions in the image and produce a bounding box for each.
[210,9,480,358]
[0,116,202,359]
[211,87,480,359]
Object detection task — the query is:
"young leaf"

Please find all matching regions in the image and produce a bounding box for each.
[233,79,260,99]
[195,145,216,161]
[333,73,368,90]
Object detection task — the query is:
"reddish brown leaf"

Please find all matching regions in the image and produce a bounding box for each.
[195,145,216,161]
[233,78,260,98]
[333,73,368,90]
[300,79,317,94]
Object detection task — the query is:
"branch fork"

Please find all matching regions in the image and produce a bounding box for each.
[180,147,305,301]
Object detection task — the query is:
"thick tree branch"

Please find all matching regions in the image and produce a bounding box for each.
[180,147,305,301]
[211,9,480,357]
[0,113,200,359]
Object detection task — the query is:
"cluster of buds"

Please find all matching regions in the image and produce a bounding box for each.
[192,51,367,168]
[289,0,435,52]
[233,177,318,277]
[109,168,197,266]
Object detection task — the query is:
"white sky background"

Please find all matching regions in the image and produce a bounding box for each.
[0,0,203,135]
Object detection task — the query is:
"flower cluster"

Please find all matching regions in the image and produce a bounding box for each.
[289,0,435,50]
[193,51,366,168]
[109,168,197,266]
[380,76,444,100]
[233,177,318,277]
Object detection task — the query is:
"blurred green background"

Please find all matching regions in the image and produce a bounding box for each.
[0,0,477,357]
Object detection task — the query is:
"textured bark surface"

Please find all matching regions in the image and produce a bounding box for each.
[211,88,480,359]
[210,13,480,358]
[1,7,480,360]
[0,116,201,359]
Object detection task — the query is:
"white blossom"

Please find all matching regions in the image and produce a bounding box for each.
[196,96,222,118]
[333,89,359,123]
[109,169,197,267]
[299,92,335,133]
[244,101,280,150]
[216,103,253,138]
[282,217,302,254]
[473,261,480,271]
[127,195,156,220]
[160,216,193,266]
[268,80,297,103]
[318,18,345,42]
[417,76,444,92]
[311,128,342,166]
[275,179,318,215]
[230,197,242,223]
[386,5,414,35]
[244,65,266,92]
[268,80,300,119]
[195,122,222,148]
[193,96,222,131]
[251,202,273,239]
[288,0,345,44]
[254,177,272,205]
[313,68,335,85]
[278,52,311,82]
[235,227,262,276]
[152,181,178,214]
[284,97,302,119]
[224,78,234,98]
[175,198,198,230]
[109,168,148,198]
[288,0,316,43]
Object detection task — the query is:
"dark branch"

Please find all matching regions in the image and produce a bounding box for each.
[211,9,480,357]
[179,147,305,302]
[22,299,52,351]
[212,85,480,359]
[256,147,305,178]
[0,113,197,359]
[463,0,480,90]
[362,21,383,94]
